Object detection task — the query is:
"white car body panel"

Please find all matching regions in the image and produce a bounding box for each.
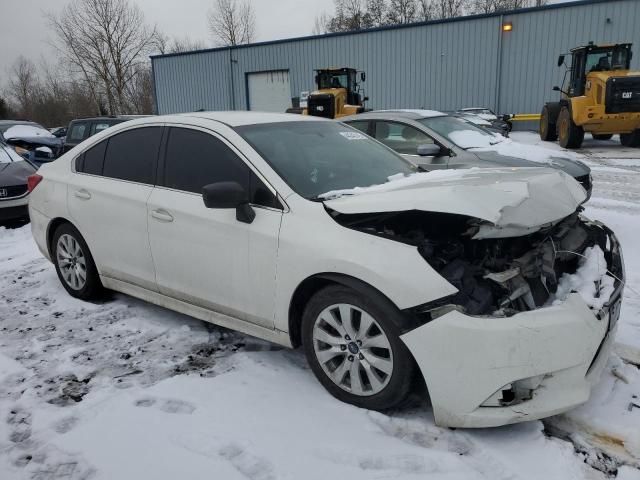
[27,112,621,428]
[402,294,614,428]
[323,168,587,233]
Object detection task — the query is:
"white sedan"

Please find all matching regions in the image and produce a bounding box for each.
[27,112,624,428]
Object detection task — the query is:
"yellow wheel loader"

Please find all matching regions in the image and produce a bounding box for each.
[540,42,640,149]
[289,68,368,119]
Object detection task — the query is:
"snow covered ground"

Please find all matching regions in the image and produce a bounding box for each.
[0,132,639,479]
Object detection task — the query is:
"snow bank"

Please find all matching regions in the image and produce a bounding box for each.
[319,168,482,199]
[3,125,55,140]
[550,245,616,310]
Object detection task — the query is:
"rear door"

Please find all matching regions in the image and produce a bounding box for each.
[68,126,162,290]
[147,125,283,328]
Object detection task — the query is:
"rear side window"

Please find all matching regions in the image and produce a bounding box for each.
[78,141,107,175]
[69,123,87,141]
[345,120,370,135]
[163,127,280,208]
[92,123,112,135]
[103,127,162,184]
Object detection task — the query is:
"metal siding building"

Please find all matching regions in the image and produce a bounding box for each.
[152,0,640,116]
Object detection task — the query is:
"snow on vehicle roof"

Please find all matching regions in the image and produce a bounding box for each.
[180,111,327,126]
[3,124,55,140]
[376,109,446,118]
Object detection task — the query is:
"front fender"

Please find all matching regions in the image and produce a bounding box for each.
[274,199,457,332]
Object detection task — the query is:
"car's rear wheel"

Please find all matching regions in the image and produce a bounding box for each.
[558,107,584,149]
[539,106,558,141]
[301,285,416,410]
[620,130,640,147]
[52,223,103,300]
[592,134,613,140]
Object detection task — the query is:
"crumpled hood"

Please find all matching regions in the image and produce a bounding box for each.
[323,168,587,232]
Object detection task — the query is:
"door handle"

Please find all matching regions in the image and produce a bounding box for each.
[74,189,91,200]
[151,209,174,223]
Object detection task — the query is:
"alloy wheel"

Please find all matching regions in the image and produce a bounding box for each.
[56,234,87,290]
[312,303,393,396]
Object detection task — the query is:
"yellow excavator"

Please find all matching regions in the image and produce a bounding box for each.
[289,67,368,119]
[540,42,640,149]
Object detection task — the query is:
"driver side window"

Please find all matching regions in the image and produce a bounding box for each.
[373,121,434,155]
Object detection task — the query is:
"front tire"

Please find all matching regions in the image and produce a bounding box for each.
[620,130,640,147]
[301,285,416,411]
[558,107,584,149]
[52,223,103,300]
[539,106,558,141]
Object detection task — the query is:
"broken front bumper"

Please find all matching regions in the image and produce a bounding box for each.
[401,224,624,428]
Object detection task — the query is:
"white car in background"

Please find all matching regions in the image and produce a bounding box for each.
[27,112,624,428]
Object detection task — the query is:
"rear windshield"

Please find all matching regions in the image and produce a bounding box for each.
[0,143,25,163]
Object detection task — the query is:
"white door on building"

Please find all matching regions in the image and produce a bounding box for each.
[247,70,291,112]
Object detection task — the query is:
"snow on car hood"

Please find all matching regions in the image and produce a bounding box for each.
[3,125,55,140]
[451,131,582,166]
[322,168,587,235]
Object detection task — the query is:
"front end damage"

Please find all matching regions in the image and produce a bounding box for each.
[330,207,624,428]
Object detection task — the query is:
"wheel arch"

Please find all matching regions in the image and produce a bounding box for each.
[46,217,80,259]
[287,272,423,348]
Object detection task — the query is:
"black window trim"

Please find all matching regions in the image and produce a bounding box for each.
[157,123,286,212]
[73,123,166,187]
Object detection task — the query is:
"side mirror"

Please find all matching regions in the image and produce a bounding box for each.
[552,86,561,92]
[363,96,369,102]
[557,55,565,67]
[202,181,255,224]
[416,144,442,157]
[360,72,366,82]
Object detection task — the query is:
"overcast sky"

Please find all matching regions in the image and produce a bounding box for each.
[1,0,575,87]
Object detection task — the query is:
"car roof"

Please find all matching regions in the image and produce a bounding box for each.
[342,109,447,122]
[178,111,328,127]
[69,115,148,123]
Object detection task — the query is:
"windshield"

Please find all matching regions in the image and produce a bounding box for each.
[317,73,349,90]
[586,48,630,72]
[236,121,416,199]
[419,116,500,149]
[0,143,25,163]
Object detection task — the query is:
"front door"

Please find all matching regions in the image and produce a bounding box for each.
[147,126,283,328]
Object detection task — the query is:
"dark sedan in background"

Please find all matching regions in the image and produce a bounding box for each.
[0,140,37,223]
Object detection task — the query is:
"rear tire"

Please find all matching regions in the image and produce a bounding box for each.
[558,107,584,149]
[301,285,416,411]
[52,223,103,300]
[592,134,613,140]
[539,106,558,141]
[620,130,640,147]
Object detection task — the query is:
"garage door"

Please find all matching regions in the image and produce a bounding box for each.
[247,70,291,112]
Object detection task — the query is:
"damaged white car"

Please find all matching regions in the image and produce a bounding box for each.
[28,113,624,428]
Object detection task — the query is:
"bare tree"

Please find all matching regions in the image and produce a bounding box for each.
[429,0,468,19]
[469,0,546,14]
[208,0,256,46]
[387,0,417,24]
[312,12,332,35]
[48,0,158,115]
[7,56,39,119]
[365,0,388,27]
[155,32,208,54]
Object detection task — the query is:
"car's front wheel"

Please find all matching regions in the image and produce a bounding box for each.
[301,285,416,410]
[52,223,103,300]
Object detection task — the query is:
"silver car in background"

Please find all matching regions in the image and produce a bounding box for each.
[341,109,592,196]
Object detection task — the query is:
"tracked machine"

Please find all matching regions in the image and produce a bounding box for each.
[540,42,640,149]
